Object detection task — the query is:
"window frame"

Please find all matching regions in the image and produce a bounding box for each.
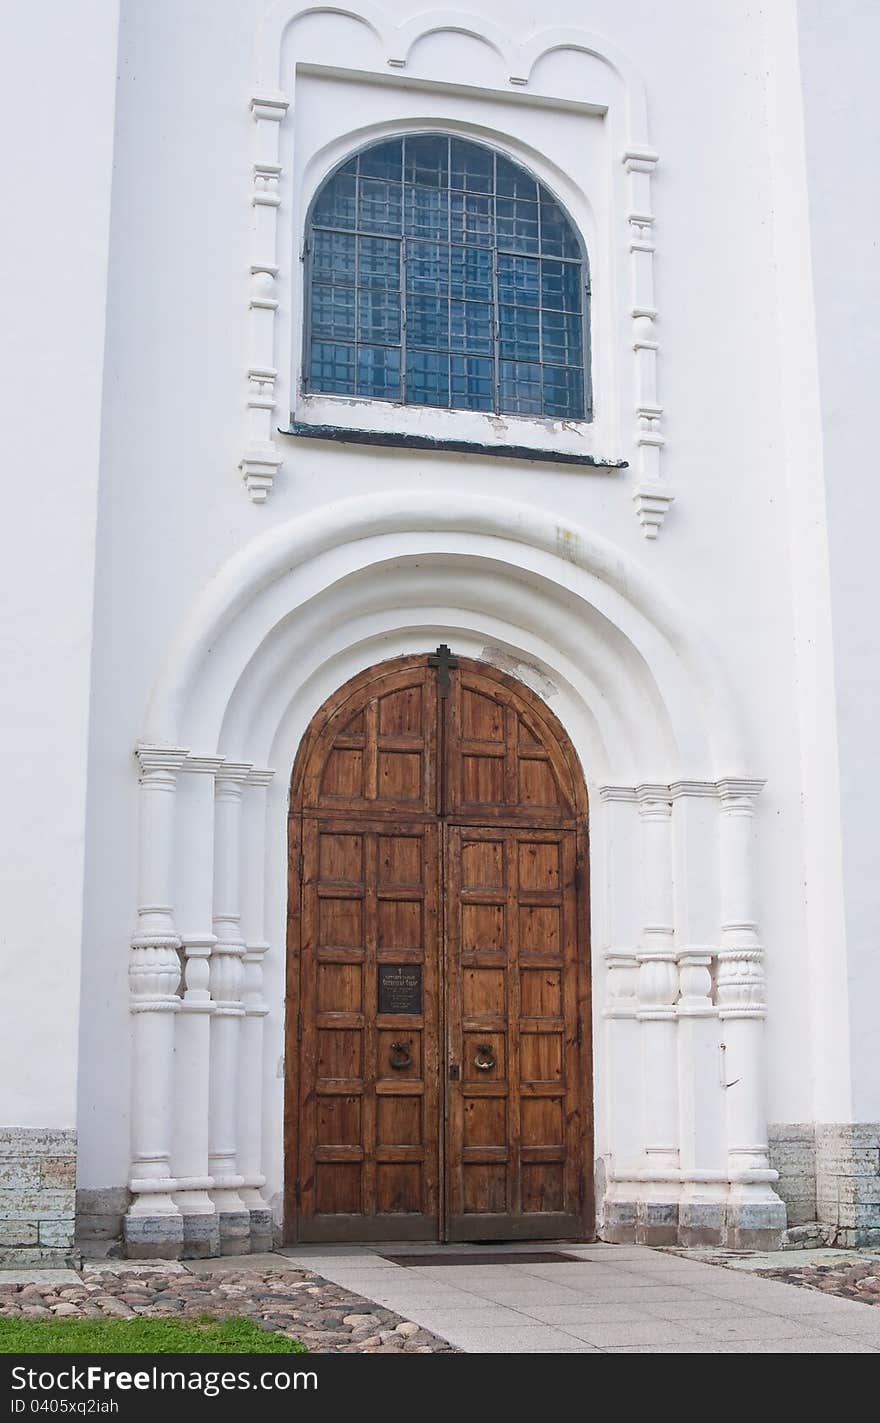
[300,132,593,424]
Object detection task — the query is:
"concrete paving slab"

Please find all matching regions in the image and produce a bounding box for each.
[0,1269,82,1286]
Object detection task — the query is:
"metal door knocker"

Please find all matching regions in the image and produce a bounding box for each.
[389,1040,413,1070]
[474,1043,496,1071]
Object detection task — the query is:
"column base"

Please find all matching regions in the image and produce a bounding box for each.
[248,1207,274,1254]
[636,1201,680,1246]
[217,1211,251,1255]
[678,1200,727,1247]
[181,1212,221,1259]
[123,1212,183,1259]
[725,1198,787,1250]
[599,1192,787,1249]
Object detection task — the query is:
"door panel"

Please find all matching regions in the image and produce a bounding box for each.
[287,655,591,1244]
[297,817,440,1241]
[445,826,584,1240]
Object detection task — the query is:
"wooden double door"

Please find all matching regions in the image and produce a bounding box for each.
[285,653,592,1242]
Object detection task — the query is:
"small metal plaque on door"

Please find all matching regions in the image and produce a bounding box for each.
[378,964,422,1014]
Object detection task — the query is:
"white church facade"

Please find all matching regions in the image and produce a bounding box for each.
[2,0,879,1263]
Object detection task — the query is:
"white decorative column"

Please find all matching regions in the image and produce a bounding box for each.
[238,767,274,1251]
[635,783,680,1243]
[171,755,225,1258]
[716,778,786,1247]
[240,92,289,502]
[124,745,187,1258]
[208,761,252,1253]
[624,147,674,538]
[671,781,728,1244]
[598,787,642,1242]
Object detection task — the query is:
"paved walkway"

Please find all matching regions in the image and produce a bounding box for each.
[279,1242,880,1353]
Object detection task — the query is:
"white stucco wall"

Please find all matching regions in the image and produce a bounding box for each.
[0,0,862,1231]
[0,0,120,1130]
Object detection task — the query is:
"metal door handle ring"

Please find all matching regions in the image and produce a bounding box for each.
[389,1041,413,1070]
[474,1044,496,1071]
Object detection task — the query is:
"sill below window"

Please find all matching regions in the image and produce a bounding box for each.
[280,420,627,470]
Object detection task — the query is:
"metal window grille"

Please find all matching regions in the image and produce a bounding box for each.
[304,134,592,420]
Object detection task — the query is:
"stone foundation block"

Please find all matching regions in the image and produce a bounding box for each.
[679,1202,726,1247]
[217,1211,251,1255]
[0,1127,77,1265]
[636,1202,679,1246]
[181,1213,221,1259]
[600,1200,637,1243]
[76,1187,131,1244]
[123,1213,184,1259]
[248,1208,274,1254]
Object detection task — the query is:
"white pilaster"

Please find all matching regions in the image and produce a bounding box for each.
[238,767,274,1249]
[125,744,188,1257]
[208,760,252,1251]
[716,778,785,1243]
[171,754,225,1256]
[635,783,679,1239]
[240,92,289,502]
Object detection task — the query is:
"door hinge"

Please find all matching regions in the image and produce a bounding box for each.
[297,1012,303,1042]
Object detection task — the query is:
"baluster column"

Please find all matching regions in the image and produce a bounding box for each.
[124,745,188,1258]
[635,783,680,1244]
[238,767,274,1252]
[209,761,252,1254]
[716,778,785,1247]
[171,756,224,1258]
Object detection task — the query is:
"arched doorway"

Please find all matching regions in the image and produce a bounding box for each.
[284,651,592,1243]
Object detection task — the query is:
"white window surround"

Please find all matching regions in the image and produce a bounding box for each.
[242,2,672,536]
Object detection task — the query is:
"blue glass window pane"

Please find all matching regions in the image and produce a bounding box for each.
[498,305,540,361]
[497,254,540,308]
[357,236,400,289]
[311,282,356,341]
[540,261,582,313]
[450,192,493,246]
[539,189,581,258]
[450,246,492,301]
[310,339,356,394]
[405,185,449,240]
[541,309,582,367]
[312,230,356,279]
[405,135,448,188]
[543,365,584,419]
[496,155,537,201]
[357,344,401,399]
[499,360,543,415]
[312,171,357,230]
[359,139,402,181]
[451,356,494,410]
[408,295,449,350]
[450,301,493,354]
[450,139,493,193]
[406,241,449,297]
[496,197,539,254]
[358,178,402,235]
[406,349,449,406]
[357,287,400,344]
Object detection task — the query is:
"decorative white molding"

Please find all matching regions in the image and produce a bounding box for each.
[598,783,639,802]
[623,147,673,537]
[241,93,289,502]
[247,4,666,526]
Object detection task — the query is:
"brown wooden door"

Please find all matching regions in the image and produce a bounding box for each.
[287,655,591,1243]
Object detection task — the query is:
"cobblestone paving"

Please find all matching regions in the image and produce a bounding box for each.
[0,1268,458,1353]
[755,1257,880,1306]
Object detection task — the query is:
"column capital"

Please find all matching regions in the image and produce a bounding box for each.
[599,784,638,803]
[716,777,766,810]
[184,754,226,776]
[636,783,672,815]
[250,91,289,122]
[136,743,189,778]
[246,767,275,787]
[669,779,717,800]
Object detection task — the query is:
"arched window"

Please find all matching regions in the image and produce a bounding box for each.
[304,134,591,420]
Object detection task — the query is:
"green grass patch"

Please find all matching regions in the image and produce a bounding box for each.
[0,1316,307,1354]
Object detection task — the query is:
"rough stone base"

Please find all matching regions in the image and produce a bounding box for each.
[816,1123,880,1245]
[248,1208,274,1254]
[601,1197,786,1249]
[0,1127,78,1266]
[122,1212,184,1259]
[769,1123,817,1226]
[76,1187,130,1256]
[217,1210,251,1255]
[181,1212,222,1259]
